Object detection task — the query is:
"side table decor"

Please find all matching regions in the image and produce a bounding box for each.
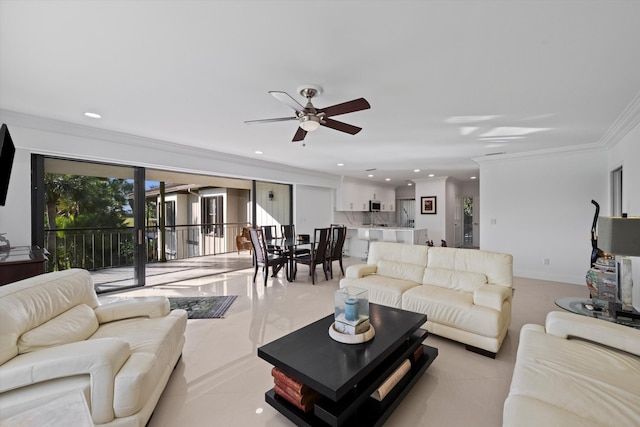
[329,286,375,344]
[598,215,640,314]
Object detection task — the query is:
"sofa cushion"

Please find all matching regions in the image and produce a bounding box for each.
[377,260,425,284]
[504,322,640,427]
[368,242,429,268]
[426,247,513,287]
[422,267,487,292]
[341,275,420,308]
[402,284,507,338]
[0,269,99,365]
[17,304,99,354]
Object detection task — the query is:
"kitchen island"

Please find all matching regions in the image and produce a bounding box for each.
[344,227,428,259]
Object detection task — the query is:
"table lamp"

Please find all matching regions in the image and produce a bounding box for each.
[597,215,640,313]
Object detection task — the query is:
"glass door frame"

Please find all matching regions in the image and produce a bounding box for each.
[32,154,146,291]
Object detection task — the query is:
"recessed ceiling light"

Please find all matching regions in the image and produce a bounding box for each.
[407,183,413,186]
[414,169,420,173]
[254,150,263,154]
[428,174,435,177]
[385,178,391,181]
[337,163,344,166]
[367,174,374,178]
[84,112,101,119]
[471,176,477,180]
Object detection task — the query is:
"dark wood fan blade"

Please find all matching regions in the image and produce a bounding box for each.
[292,127,307,142]
[318,98,370,117]
[321,118,362,135]
[270,91,305,113]
[244,117,297,124]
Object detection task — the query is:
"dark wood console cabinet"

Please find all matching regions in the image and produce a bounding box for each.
[0,246,48,286]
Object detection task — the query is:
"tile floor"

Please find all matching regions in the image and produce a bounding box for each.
[110,257,588,427]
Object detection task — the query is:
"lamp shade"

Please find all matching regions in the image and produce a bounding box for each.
[299,116,320,131]
[597,216,640,256]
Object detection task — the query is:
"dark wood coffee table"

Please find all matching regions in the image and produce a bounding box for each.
[257,303,438,426]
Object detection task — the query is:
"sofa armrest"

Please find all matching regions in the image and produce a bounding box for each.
[94,296,170,324]
[473,284,512,311]
[345,264,377,279]
[545,311,640,356]
[0,338,130,424]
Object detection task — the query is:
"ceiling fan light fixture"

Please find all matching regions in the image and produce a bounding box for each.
[299,115,321,131]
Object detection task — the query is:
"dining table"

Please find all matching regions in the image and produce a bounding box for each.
[266,236,311,282]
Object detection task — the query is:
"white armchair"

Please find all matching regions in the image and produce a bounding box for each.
[0,269,187,426]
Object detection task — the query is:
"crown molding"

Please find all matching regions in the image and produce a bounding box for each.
[472,141,606,164]
[597,89,640,148]
[0,109,337,182]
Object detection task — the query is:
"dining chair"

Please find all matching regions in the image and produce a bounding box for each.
[281,224,310,256]
[293,227,331,285]
[249,228,287,286]
[261,225,282,255]
[263,225,278,240]
[327,225,347,279]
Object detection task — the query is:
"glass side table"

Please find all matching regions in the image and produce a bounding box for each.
[555,297,640,329]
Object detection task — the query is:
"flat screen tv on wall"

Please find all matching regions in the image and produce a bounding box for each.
[0,124,16,206]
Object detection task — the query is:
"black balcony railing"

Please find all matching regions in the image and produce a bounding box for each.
[44,222,249,272]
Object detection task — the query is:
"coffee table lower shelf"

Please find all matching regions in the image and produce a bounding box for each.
[265,345,438,427]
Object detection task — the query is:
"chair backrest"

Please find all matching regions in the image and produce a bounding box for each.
[330,225,347,258]
[282,224,295,239]
[262,225,277,240]
[312,228,331,261]
[249,228,268,264]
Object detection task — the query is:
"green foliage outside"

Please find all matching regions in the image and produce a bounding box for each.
[45,174,135,271]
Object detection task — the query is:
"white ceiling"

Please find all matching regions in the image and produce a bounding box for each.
[2,0,640,185]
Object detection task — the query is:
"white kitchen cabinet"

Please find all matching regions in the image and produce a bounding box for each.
[337,178,396,212]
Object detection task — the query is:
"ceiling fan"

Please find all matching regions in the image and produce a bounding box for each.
[244,84,370,143]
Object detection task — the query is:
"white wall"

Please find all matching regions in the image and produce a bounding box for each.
[294,184,334,236]
[0,147,31,244]
[478,148,608,285]
[414,177,448,244]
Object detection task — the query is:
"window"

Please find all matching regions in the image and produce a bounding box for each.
[164,201,176,226]
[202,195,224,236]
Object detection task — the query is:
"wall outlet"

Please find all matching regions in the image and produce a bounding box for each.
[490,218,497,225]
[543,258,550,265]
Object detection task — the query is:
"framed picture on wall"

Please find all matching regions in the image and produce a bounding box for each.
[421,196,437,214]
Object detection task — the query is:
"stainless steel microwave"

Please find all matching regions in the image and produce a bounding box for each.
[369,200,381,212]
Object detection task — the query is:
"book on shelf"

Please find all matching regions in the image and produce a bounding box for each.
[271,367,312,394]
[412,344,424,363]
[370,359,411,402]
[273,378,321,405]
[273,384,316,413]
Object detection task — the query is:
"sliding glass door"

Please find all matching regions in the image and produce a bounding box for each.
[34,156,145,292]
[32,156,293,292]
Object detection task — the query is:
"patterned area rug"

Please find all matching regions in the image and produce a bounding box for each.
[169,296,238,319]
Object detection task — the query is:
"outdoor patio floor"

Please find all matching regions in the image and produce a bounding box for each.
[92,251,255,293]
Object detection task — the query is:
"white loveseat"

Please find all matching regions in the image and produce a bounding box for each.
[503,311,640,426]
[0,269,188,426]
[340,242,513,356]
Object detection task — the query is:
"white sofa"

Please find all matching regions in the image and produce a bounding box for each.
[0,269,188,427]
[503,311,640,426]
[340,242,513,356]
